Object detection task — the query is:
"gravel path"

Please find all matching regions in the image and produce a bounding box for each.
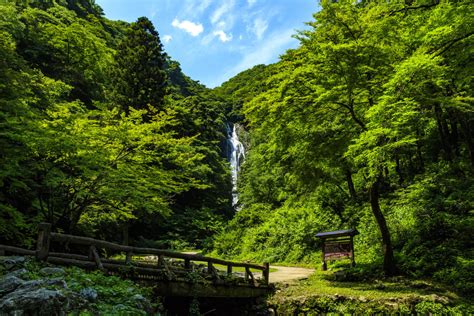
[269,266,315,283]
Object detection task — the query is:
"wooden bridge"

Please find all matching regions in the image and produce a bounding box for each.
[0,223,272,298]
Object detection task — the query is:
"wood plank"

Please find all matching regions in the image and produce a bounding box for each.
[0,245,36,256]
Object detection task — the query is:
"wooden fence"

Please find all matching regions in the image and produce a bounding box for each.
[0,223,269,286]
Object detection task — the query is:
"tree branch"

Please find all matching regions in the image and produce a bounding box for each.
[433,31,474,57]
[389,1,440,16]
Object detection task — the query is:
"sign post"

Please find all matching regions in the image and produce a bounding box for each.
[316,229,358,271]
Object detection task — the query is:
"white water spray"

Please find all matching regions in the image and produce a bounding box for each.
[226,123,245,207]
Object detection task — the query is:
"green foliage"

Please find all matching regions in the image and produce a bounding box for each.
[0,0,232,251]
[65,267,153,314]
[213,203,338,264]
[114,16,167,114]
[212,0,474,292]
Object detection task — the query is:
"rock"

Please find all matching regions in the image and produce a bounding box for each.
[5,268,28,279]
[47,278,68,289]
[267,308,276,316]
[17,279,45,291]
[113,304,127,312]
[132,294,152,312]
[429,294,450,305]
[0,257,25,271]
[0,288,66,315]
[0,276,24,296]
[80,287,98,302]
[132,294,144,301]
[40,267,65,276]
[385,302,399,310]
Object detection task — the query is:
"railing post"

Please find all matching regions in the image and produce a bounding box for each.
[263,262,270,285]
[125,251,132,264]
[89,245,104,271]
[227,264,232,276]
[184,259,191,270]
[208,262,219,280]
[36,223,52,260]
[245,266,255,284]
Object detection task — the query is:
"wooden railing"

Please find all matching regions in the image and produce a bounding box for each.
[0,223,270,286]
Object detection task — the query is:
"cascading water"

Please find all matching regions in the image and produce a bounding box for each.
[226,123,245,207]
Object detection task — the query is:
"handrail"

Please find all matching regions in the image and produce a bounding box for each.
[50,232,266,270]
[1,223,270,286]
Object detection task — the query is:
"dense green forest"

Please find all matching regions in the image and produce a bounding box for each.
[1,0,473,301]
[212,0,473,294]
[0,0,233,250]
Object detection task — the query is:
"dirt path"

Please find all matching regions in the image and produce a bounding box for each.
[145,252,314,283]
[269,265,315,283]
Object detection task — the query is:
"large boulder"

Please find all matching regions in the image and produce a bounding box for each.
[5,268,28,279]
[0,288,66,315]
[79,287,98,302]
[0,276,24,296]
[0,257,26,271]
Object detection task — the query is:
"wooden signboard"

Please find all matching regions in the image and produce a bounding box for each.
[316,229,358,271]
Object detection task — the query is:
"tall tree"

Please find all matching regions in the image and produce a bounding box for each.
[114,17,167,115]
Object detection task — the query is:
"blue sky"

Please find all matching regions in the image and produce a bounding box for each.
[96,0,319,88]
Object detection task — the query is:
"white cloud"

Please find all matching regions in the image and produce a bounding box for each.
[214,28,297,86]
[195,0,213,14]
[171,18,204,36]
[247,0,257,6]
[211,0,235,25]
[182,0,213,18]
[213,30,233,43]
[163,35,173,43]
[251,17,268,40]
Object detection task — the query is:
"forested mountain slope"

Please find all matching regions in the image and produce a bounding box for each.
[0,0,232,250]
[1,0,473,299]
[212,0,473,295]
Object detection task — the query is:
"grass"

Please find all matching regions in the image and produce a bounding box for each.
[278,271,458,300]
[269,263,472,308]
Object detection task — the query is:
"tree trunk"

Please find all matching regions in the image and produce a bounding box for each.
[433,104,452,161]
[458,116,474,167]
[395,156,404,185]
[122,223,129,246]
[369,179,397,276]
[345,170,357,200]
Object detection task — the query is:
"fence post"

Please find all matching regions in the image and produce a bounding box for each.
[263,262,270,285]
[89,245,104,271]
[36,223,52,260]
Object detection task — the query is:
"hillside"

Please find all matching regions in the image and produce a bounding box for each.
[0,0,232,251]
[211,0,473,297]
[0,0,473,314]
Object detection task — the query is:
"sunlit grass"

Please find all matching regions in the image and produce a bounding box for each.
[271,267,465,303]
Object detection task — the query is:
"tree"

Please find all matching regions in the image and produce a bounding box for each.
[114,17,167,115]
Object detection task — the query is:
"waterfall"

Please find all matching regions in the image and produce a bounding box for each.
[226,123,245,207]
